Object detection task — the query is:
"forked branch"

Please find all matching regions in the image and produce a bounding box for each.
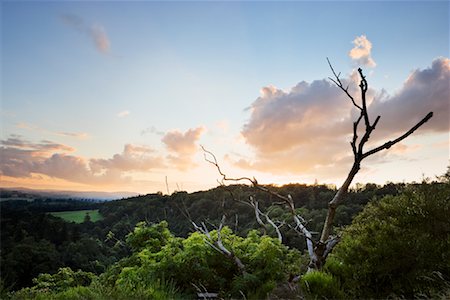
[320,61,434,248]
[192,215,246,274]
[362,111,433,159]
[327,57,362,111]
[200,60,433,272]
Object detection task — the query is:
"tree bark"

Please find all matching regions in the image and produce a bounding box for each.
[319,161,360,244]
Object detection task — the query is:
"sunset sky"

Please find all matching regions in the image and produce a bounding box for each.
[1,1,449,195]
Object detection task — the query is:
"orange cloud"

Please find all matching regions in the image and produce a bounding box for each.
[90,144,164,173]
[57,132,89,139]
[0,137,163,186]
[238,58,449,180]
[349,35,376,67]
[162,127,205,170]
[162,127,204,154]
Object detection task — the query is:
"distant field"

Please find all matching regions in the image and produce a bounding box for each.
[49,209,103,223]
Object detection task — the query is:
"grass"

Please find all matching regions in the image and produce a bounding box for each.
[49,209,103,223]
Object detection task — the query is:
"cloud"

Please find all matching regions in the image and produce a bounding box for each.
[238,58,449,180]
[162,127,204,154]
[90,144,164,173]
[162,127,204,170]
[368,57,449,136]
[141,126,164,136]
[90,24,110,54]
[117,110,130,118]
[57,132,89,139]
[16,122,89,140]
[0,138,77,178]
[61,13,111,54]
[36,154,92,183]
[242,80,354,154]
[0,137,163,185]
[1,137,75,153]
[349,35,376,67]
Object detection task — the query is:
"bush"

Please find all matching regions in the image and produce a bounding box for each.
[102,222,302,298]
[32,267,96,293]
[333,182,450,298]
[51,286,100,300]
[300,270,344,299]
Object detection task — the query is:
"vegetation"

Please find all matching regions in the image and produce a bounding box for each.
[50,210,103,223]
[331,180,450,298]
[1,176,449,299]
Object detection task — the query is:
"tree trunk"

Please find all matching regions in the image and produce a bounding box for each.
[320,160,360,244]
[309,160,361,270]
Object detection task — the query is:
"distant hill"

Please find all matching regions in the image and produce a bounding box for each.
[0,187,138,201]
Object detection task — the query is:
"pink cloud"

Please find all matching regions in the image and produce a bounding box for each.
[162,127,205,170]
[0,137,163,185]
[90,144,164,173]
[237,58,448,179]
[349,35,376,67]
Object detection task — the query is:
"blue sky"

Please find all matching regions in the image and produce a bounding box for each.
[1,1,449,194]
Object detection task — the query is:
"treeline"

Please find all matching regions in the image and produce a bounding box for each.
[1,198,101,213]
[1,180,449,299]
[0,203,120,291]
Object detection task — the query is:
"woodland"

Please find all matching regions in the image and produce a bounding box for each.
[1,66,449,299]
[1,176,449,299]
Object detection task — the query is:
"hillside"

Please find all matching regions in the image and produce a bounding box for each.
[1,180,449,299]
[0,187,138,202]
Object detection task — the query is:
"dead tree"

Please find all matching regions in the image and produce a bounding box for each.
[192,215,247,274]
[202,61,433,272]
[312,59,433,268]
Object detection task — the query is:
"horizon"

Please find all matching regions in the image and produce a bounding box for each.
[1,1,449,194]
[2,174,444,200]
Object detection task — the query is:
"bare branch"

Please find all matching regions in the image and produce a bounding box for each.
[249,196,268,233]
[351,114,363,157]
[202,146,295,210]
[293,214,314,258]
[249,196,283,243]
[357,67,370,127]
[323,236,340,259]
[327,57,362,111]
[320,65,433,255]
[362,112,433,159]
[201,145,255,185]
[192,216,246,274]
[202,147,314,260]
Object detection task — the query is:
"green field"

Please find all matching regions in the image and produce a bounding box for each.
[49,209,103,223]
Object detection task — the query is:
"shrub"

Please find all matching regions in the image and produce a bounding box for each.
[300,271,344,299]
[333,182,450,298]
[300,270,344,299]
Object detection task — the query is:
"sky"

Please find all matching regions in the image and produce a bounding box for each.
[1,1,449,195]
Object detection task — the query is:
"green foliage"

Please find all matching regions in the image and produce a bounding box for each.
[3,182,388,291]
[125,220,172,252]
[32,267,96,293]
[334,182,450,298]
[300,271,344,299]
[48,286,100,300]
[3,180,442,297]
[9,268,96,300]
[10,268,181,300]
[101,222,302,298]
